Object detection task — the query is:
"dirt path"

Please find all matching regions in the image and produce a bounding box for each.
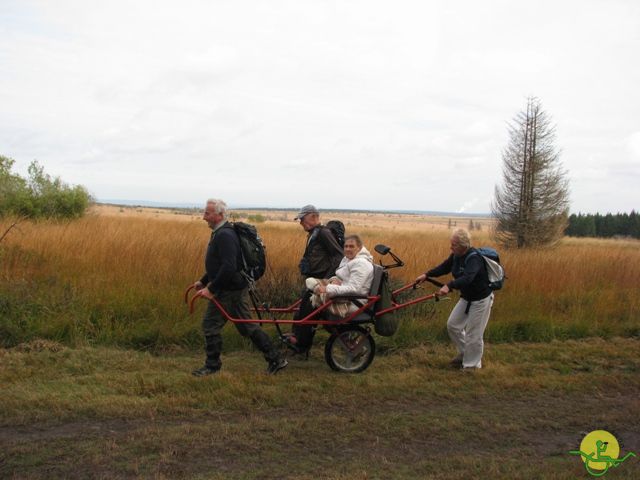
[3,390,639,479]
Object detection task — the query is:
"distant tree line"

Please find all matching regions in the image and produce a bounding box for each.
[565,211,640,239]
[1,155,92,220]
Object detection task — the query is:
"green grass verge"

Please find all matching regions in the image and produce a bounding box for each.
[2,279,638,351]
[1,337,639,479]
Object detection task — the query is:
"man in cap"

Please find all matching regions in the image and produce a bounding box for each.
[288,204,343,354]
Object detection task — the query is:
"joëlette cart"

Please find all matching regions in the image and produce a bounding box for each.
[185,244,446,373]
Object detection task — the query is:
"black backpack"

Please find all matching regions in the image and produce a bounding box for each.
[231,222,266,282]
[325,220,345,248]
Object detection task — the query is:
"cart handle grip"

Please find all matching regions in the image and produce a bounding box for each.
[412,277,444,289]
[189,290,205,314]
[184,285,195,304]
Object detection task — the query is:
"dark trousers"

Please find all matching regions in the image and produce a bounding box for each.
[292,288,317,351]
[201,288,279,369]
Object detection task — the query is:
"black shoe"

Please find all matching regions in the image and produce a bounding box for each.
[192,366,220,377]
[449,356,463,368]
[461,367,479,373]
[267,358,288,375]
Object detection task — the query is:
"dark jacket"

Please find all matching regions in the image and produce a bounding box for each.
[299,225,343,279]
[427,248,491,301]
[200,222,247,294]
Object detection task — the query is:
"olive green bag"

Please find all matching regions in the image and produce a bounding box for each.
[374,271,399,336]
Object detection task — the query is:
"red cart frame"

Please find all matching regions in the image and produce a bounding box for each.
[185,244,445,373]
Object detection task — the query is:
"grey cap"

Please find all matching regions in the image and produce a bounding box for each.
[294,204,319,221]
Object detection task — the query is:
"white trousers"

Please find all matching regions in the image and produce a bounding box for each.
[447,293,494,368]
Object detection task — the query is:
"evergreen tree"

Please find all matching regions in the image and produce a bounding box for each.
[492,98,570,248]
[630,210,640,238]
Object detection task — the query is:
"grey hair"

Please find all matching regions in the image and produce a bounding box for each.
[206,199,227,217]
[344,234,363,248]
[452,228,471,249]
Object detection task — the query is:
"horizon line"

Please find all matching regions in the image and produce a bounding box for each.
[96,199,493,218]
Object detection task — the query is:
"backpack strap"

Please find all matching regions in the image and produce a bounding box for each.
[461,253,477,315]
[463,247,479,263]
[464,248,487,272]
[227,222,254,285]
[304,225,322,252]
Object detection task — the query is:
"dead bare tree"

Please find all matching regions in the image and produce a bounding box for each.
[492,97,570,248]
[0,216,27,245]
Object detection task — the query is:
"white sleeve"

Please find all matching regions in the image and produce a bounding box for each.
[326,259,373,297]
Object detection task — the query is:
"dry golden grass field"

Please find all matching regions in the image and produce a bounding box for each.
[1,205,639,479]
[2,204,638,347]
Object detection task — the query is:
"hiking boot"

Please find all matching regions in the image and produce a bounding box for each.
[267,358,288,375]
[191,366,220,377]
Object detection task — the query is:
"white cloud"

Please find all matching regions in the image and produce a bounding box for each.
[627,132,640,159]
[1,0,639,213]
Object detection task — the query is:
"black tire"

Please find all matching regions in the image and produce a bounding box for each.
[324,326,375,373]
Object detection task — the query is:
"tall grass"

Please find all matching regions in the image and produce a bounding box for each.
[1,212,639,350]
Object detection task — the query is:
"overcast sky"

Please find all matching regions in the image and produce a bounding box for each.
[1,0,639,213]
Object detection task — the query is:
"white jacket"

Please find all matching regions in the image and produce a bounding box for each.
[325,246,374,298]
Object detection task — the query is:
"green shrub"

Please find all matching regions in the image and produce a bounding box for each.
[0,156,92,220]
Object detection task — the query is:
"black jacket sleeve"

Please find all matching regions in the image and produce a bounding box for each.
[447,253,483,291]
[426,254,454,278]
[211,228,239,291]
[208,229,241,293]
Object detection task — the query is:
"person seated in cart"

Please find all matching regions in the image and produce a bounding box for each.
[307,234,375,317]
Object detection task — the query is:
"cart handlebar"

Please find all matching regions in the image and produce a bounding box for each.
[188,289,203,314]
[184,244,447,321]
[184,285,195,304]
[426,277,444,288]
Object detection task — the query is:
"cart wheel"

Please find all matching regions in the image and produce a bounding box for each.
[324,326,375,373]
